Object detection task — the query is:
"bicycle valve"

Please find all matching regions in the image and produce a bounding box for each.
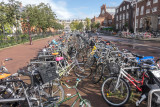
[136,94,146,106]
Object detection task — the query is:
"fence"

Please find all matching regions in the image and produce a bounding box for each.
[0,31,62,49]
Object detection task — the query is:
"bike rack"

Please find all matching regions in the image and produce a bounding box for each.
[148,89,160,107]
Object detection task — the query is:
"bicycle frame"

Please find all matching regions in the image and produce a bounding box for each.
[56,92,83,107]
[116,66,148,92]
[58,58,83,77]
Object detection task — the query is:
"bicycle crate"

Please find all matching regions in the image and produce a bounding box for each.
[37,62,58,84]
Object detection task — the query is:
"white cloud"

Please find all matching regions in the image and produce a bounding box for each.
[0,0,73,19]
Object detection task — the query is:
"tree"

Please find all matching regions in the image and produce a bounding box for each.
[0,0,21,34]
[85,18,91,31]
[95,22,100,29]
[53,21,64,30]
[77,22,84,31]
[70,21,79,31]
[91,22,96,32]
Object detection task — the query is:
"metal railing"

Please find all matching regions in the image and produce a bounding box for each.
[148,89,160,107]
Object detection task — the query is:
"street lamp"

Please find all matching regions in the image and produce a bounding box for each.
[27,17,32,45]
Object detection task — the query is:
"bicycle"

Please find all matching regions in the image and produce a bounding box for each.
[45,78,91,107]
[101,61,158,106]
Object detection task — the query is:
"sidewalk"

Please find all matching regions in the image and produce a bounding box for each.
[0,35,60,74]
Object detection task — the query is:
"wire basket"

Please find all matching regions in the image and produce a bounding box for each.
[31,61,58,84]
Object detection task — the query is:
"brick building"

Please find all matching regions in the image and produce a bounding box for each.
[115,1,133,31]
[91,4,115,27]
[133,0,160,32]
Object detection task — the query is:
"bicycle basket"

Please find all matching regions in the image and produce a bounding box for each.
[38,62,58,84]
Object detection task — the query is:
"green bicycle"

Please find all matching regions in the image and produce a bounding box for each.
[45,78,91,107]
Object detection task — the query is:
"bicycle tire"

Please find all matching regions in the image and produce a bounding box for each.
[101,76,131,106]
[43,82,64,103]
[74,62,92,78]
[86,55,96,67]
[80,99,91,107]
[92,63,104,84]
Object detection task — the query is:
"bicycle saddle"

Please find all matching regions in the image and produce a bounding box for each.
[56,57,64,61]
[143,60,153,65]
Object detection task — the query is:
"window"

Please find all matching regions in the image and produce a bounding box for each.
[127,5,129,9]
[140,6,144,15]
[116,16,118,21]
[153,0,158,3]
[116,24,118,29]
[123,6,125,10]
[146,9,150,14]
[102,10,105,14]
[120,7,122,11]
[136,19,138,28]
[147,1,150,6]
[126,13,129,19]
[108,20,112,24]
[140,18,143,28]
[120,14,122,20]
[152,7,157,12]
[123,13,125,19]
[136,8,139,16]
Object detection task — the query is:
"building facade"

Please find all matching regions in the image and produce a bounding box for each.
[133,0,160,32]
[91,4,115,27]
[115,0,160,32]
[115,1,133,31]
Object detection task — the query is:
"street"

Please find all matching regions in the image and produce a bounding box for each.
[95,34,160,59]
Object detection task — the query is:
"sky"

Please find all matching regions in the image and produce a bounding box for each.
[1,0,123,19]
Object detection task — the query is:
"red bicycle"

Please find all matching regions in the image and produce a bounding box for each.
[101,63,158,106]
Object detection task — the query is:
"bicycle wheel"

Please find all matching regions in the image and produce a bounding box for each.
[101,76,131,106]
[156,59,160,69]
[80,99,91,107]
[43,82,64,103]
[76,50,85,63]
[86,55,96,67]
[74,62,92,78]
[92,63,104,84]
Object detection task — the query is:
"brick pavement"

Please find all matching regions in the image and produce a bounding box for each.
[0,35,60,74]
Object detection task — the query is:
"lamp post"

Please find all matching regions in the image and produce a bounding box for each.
[27,17,32,45]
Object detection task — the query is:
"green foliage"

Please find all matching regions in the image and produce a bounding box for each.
[21,3,58,33]
[85,18,91,31]
[53,21,64,30]
[95,23,100,29]
[0,0,21,34]
[91,22,96,31]
[77,22,84,31]
[70,21,83,31]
